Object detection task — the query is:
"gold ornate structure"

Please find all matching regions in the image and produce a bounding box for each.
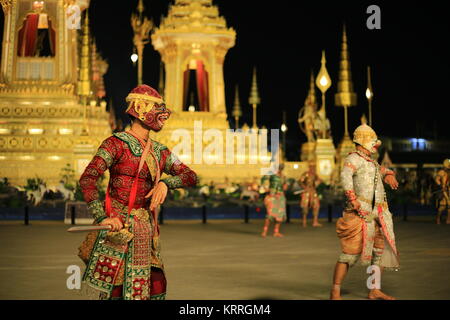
[335,24,357,134]
[150,0,276,183]
[335,24,356,163]
[315,50,332,139]
[157,61,164,94]
[298,54,336,184]
[231,85,241,129]
[249,67,260,129]
[313,51,335,184]
[0,0,111,187]
[151,0,235,115]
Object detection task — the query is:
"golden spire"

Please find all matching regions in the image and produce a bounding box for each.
[334,24,357,137]
[232,85,242,129]
[249,67,260,105]
[90,39,107,99]
[249,67,260,129]
[108,98,117,132]
[335,24,357,107]
[77,10,91,103]
[305,70,317,107]
[158,61,165,95]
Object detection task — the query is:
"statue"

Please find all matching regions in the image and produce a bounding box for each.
[65,0,81,30]
[131,0,153,85]
[298,73,319,143]
[131,15,153,49]
[313,107,331,139]
[298,100,317,143]
[299,71,334,167]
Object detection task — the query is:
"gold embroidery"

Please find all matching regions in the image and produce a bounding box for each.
[131,208,150,221]
[106,228,134,245]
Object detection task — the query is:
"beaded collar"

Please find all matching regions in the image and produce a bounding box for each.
[353,150,376,163]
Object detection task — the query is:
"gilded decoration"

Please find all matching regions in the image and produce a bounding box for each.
[149,1,258,184]
[0,0,111,187]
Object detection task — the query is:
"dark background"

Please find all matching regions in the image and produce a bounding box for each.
[2,1,449,160]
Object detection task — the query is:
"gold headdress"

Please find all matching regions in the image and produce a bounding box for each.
[353,124,381,153]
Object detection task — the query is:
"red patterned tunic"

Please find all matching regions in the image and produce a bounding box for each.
[80,131,198,223]
[79,131,198,300]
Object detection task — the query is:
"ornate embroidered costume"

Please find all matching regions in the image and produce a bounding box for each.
[336,125,399,270]
[299,170,320,211]
[79,85,198,300]
[261,173,286,222]
[435,159,450,224]
[299,166,322,227]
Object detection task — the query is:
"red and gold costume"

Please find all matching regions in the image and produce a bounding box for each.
[260,165,287,237]
[299,165,321,227]
[79,85,197,300]
[435,159,450,224]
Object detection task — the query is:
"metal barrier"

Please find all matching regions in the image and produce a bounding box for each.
[71,205,76,225]
[24,205,29,225]
[202,205,207,224]
[244,205,249,223]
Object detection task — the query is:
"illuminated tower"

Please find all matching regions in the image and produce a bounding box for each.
[150,0,235,144]
[150,0,274,182]
[335,24,357,159]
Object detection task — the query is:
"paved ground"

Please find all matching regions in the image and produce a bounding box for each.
[1,216,450,300]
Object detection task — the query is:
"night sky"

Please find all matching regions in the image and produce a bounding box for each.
[2,1,449,160]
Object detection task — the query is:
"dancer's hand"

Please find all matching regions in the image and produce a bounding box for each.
[350,199,361,211]
[146,181,168,211]
[100,217,123,232]
[384,174,399,190]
